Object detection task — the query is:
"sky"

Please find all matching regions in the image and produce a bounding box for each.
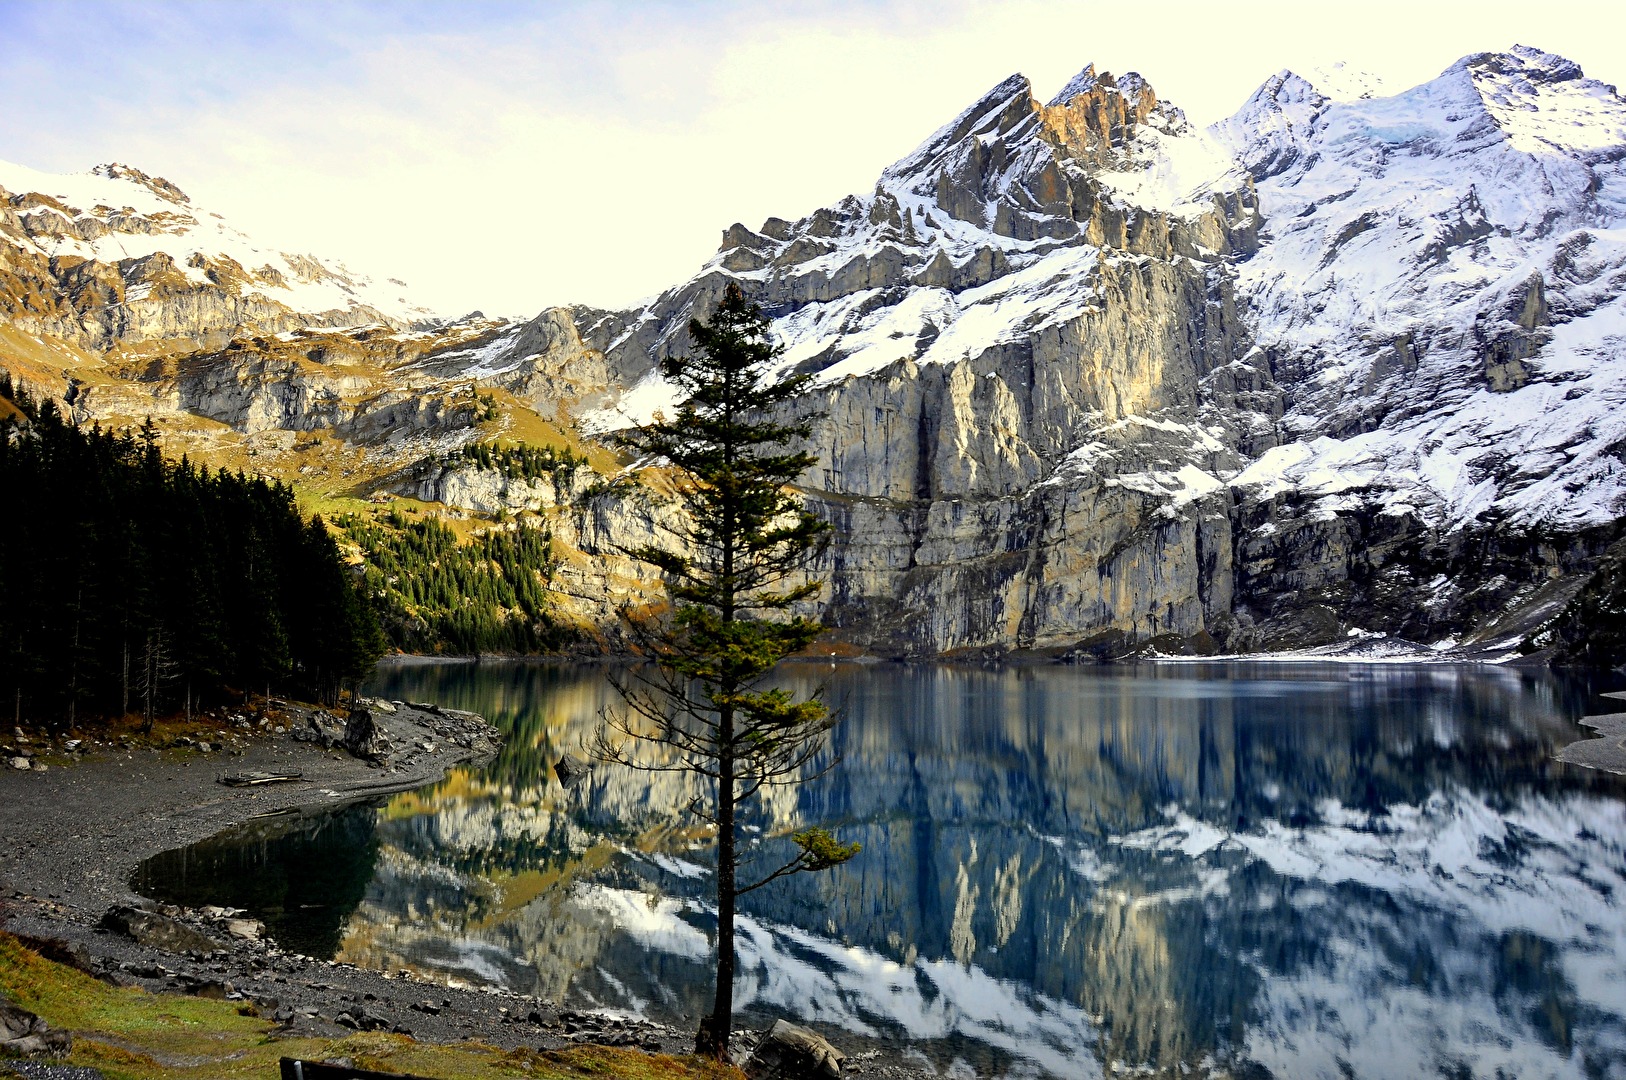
[1,0,1623,319]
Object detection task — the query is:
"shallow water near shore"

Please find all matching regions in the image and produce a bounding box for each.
[136,661,1626,1078]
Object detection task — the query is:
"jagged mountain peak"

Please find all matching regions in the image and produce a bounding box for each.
[1045,63,1099,106]
[1044,63,1162,118]
[1218,45,1626,192]
[1227,68,1325,118]
[1453,45,1626,154]
[1467,43,1587,85]
[88,162,191,206]
[589,55,1256,432]
[881,72,1039,185]
[1209,70,1327,178]
[1225,46,1626,171]
[1035,65,1199,175]
[883,64,1199,191]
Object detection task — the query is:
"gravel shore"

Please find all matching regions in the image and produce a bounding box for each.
[1556,691,1626,775]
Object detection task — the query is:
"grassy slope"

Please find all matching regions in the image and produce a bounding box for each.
[0,933,741,1080]
[0,323,105,399]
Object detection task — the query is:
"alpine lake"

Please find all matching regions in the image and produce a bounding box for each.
[134,660,1626,1079]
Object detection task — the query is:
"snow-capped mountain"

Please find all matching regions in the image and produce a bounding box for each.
[4,45,1624,658]
[517,45,1626,655]
[0,158,436,352]
[581,63,1253,432]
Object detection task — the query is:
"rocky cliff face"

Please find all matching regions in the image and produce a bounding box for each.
[554,67,1277,655]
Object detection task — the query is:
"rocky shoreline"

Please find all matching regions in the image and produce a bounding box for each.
[0,698,926,1078]
[1556,691,1626,776]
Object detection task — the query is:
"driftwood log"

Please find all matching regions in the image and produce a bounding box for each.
[218,770,305,787]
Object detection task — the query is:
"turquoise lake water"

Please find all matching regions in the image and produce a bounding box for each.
[137,660,1626,1078]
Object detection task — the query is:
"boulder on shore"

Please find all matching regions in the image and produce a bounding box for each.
[100,904,225,956]
[743,1019,845,1079]
[343,708,391,763]
[292,710,348,749]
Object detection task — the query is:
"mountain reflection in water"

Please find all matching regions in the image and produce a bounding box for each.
[135,661,1626,1078]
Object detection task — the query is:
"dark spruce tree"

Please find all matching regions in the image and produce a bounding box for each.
[592,284,859,1059]
[0,377,385,725]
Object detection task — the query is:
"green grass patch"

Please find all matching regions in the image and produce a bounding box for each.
[0,932,741,1080]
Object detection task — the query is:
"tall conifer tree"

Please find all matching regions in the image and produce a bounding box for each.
[595,284,859,1058]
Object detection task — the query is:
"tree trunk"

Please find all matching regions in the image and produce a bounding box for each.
[698,474,740,1061]
[67,589,81,732]
[700,706,737,1060]
[140,631,157,735]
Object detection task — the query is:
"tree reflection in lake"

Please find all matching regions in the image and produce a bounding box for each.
[137,661,1626,1079]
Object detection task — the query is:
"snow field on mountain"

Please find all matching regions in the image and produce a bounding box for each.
[1086,119,1240,218]
[0,157,431,325]
[1220,46,1626,529]
[1227,352,1626,530]
[767,243,1105,387]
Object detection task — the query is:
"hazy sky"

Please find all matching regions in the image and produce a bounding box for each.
[1,0,1623,318]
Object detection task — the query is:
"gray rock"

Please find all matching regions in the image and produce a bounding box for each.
[743,1020,845,1080]
[0,998,71,1057]
[331,1006,390,1032]
[99,905,225,956]
[223,918,264,941]
[173,975,233,999]
[553,754,591,788]
[343,709,391,763]
[293,711,347,749]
